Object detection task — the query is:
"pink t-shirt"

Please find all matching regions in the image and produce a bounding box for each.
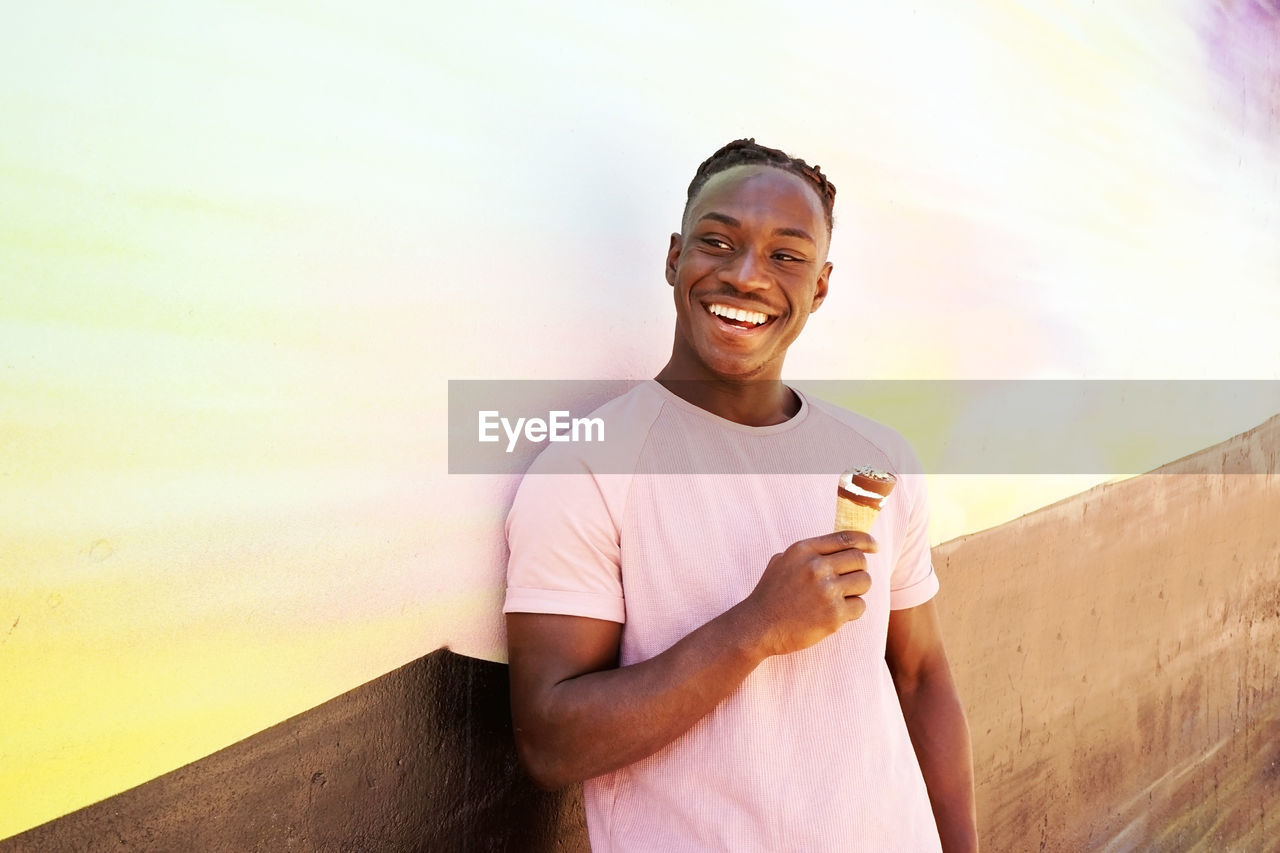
[505,382,942,852]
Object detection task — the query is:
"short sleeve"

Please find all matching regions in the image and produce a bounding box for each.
[888,446,939,610]
[504,450,628,624]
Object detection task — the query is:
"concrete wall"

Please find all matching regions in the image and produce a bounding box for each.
[6,417,1277,851]
[1,650,587,852]
[934,414,1280,851]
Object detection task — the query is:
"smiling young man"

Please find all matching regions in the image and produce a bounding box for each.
[504,140,978,852]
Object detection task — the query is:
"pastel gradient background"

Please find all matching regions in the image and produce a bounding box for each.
[3,0,1278,839]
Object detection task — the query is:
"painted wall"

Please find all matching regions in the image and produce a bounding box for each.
[3,0,1279,841]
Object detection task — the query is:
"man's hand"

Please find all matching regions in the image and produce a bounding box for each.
[735,529,876,658]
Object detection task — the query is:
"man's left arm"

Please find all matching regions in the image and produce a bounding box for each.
[885,599,979,853]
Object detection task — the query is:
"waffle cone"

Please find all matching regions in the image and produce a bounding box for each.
[834,495,881,533]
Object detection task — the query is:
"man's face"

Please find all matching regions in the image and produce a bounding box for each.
[665,164,832,382]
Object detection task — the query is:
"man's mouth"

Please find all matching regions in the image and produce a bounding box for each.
[705,302,773,330]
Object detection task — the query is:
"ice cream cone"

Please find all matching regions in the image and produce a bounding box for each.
[834,498,882,533]
[834,467,897,533]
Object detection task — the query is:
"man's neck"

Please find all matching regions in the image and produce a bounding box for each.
[654,372,800,427]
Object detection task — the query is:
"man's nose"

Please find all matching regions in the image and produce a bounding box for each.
[720,249,770,292]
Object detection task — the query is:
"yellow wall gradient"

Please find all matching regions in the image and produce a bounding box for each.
[3,0,1278,839]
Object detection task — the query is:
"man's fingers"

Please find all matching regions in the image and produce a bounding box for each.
[842,595,868,621]
[806,529,878,555]
[835,569,871,599]
[827,547,868,577]
[835,569,870,622]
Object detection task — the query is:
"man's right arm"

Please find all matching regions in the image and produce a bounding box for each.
[506,530,875,790]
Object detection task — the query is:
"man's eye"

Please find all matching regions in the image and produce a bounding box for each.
[702,237,731,250]
[773,252,804,263]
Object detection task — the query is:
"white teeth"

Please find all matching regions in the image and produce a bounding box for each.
[708,303,768,326]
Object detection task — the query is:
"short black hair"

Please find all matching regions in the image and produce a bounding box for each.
[685,138,836,235]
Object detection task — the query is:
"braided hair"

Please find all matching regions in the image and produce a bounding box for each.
[685,138,836,235]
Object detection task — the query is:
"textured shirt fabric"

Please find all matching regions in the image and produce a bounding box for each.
[504,381,942,852]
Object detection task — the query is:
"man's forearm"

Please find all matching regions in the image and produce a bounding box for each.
[512,530,877,789]
[897,669,979,853]
[514,602,766,789]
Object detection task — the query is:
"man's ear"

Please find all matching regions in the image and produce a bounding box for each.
[665,233,682,287]
[810,261,832,312]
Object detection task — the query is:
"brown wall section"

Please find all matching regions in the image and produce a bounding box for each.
[934,414,1280,851]
[1,650,587,852]
[6,417,1278,851]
